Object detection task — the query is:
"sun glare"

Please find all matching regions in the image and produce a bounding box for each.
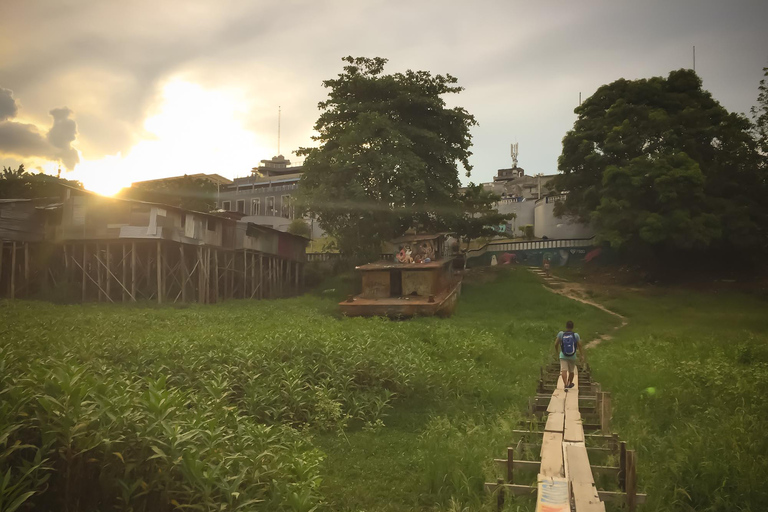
[66,79,272,196]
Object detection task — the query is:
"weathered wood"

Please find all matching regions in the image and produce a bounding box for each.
[259,254,263,299]
[597,490,646,504]
[564,412,584,443]
[197,246,204,303]
[0,243,4,295]
[507,447,514,483]
[535,475,569,512]
[619,441,627,491]
[81,243,87,301]
[121,244,127,302]
[540,432,564,477]
[214,249,220,302]
[544,413,564,433]
[23,242,29,297]
[601,392,612,433]
[565,444,594,485]
[10,242,16,299]
[626,449,637,512]
[496,478,505,511]
[131,242,137,301]
[156,241,162,304]
[565,389,580,412]
[571,482,606,512]
[106,243,112,300]
[547,389,565,413]
[483,482,536,497]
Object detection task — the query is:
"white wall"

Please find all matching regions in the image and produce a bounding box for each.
[534,200,594,239]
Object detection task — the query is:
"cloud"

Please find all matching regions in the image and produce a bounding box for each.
[0,88,18,121]
[0,88,80,170]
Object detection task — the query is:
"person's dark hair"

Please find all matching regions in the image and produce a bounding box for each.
[566,320,574,330]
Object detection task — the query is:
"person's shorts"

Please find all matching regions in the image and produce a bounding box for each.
[559,358,576,372]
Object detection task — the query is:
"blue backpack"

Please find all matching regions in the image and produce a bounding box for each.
[561,331,577,357]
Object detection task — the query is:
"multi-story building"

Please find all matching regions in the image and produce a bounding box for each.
[216,155,323,238]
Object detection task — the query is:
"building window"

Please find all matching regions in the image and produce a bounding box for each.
[267,196,275,216]
[251,198,260,216]
[207,219,216,232]
[236,199,245,213]
[281,195,291,218]
[222,200,231,211]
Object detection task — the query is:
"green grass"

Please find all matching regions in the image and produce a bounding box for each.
[2,267,766,511]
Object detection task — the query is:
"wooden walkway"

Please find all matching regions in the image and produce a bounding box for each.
[486,363,645,511]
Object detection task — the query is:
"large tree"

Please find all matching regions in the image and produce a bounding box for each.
[296,57,477,260]
[751,65,768,159]
[554,69,766,256]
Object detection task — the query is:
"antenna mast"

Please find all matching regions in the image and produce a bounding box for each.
[510,142,519,168]
[277,106,281,155]
[693,46,696,72]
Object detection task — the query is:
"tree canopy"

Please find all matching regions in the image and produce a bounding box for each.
[120,175,218,212]
[751,65,768,159]
[553,69,767,255]
[296,56,478,260]
[0,164,82,199]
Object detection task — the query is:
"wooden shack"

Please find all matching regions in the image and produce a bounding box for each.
[0,186,308,303]
[339,234,462,318]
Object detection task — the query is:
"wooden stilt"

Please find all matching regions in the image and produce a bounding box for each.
[82,243,87,301]
[23,242,29,297]
[106,243,112,301]
[214,249,219,302]
[10,242,16,299]
[180,245,188,302]
[131,242,137,301]
[122,244,127,302]
[156,241,162,304]
[601,392,612,433]
[97,244,104,302]
[197,247,205,304]
[0,242,4,296]
[242,249,247,299]
[295,261,300,293]
[626,449,637,511]
[259,254,263,299]
[507,447,514,484]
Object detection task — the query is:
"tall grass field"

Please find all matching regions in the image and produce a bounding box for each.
[1,268,766,511]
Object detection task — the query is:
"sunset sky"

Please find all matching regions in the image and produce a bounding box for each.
[0,0,766,195]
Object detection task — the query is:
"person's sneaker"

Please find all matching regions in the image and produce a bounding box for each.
[567,383,575,389]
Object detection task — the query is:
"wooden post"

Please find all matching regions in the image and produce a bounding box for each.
[197,247,205,304]
[229,253,234,299]
[619,441,627,491]
[214,249,219,302]
[82,243,87,301]
[601,392,612,433]
[131,242,137,301]
[180,245,188,302]
[626,449,637,512]
[242,249,247,299]
[295,261,300,293]
[106,243,112,301]
[23,242,29,297]
[96,244,103,302]
[156,241,162,304]
[250,252,255,298]
[259,254,263,299]
[10,242,16,299]
[0,242,3,296]
[496,478,505,511]
[121,244,127,302]
[205,247,211,304]
[507,447,514,484]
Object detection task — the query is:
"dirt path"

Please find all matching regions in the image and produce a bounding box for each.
[528,267,628,348]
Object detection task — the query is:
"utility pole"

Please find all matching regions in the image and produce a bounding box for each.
[693,46,696,72]
[277,106,281,155]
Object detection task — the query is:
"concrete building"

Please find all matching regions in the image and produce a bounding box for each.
[216,155,323,238]
[481,160,593,240]
[133,173,233,187]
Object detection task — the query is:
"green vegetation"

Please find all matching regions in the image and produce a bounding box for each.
[2,268,767,511]
[554,69,767,257]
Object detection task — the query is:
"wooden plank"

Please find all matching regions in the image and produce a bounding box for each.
[547,389,565,413]
[534,475,569,512]
[540,432,564,477]
[566,389,580,412]
[544,413,564,433]
[565,444,594,484]
[564,412,584,443]
[572,482,606,512]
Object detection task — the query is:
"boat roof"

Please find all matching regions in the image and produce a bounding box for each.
[356,258,452,271]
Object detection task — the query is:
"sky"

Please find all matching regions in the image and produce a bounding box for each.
[0,0,766,195]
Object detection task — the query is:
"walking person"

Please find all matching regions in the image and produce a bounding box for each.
[555,320,585,391]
